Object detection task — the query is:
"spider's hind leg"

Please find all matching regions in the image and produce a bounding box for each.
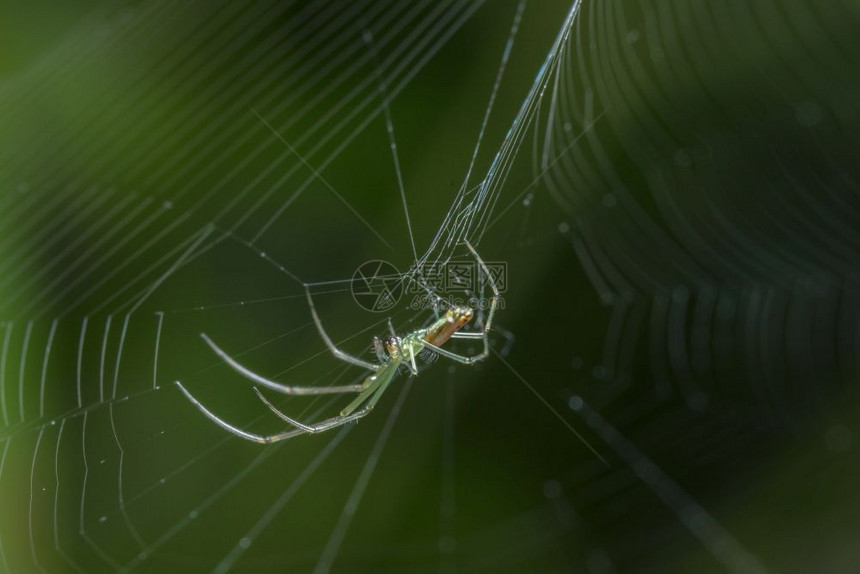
[422,333,489,366]
[457,240,500,337]
[175,381,305,444]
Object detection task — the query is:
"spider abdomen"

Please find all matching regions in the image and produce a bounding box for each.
[423,306,473,347]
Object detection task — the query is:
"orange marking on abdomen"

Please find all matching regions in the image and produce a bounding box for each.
[425,314,471,347]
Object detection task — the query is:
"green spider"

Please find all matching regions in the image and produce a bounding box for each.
[175,241,499,443]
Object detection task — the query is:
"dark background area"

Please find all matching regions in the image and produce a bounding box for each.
[1,1,859,572]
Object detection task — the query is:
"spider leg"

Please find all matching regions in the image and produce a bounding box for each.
[254,362,400,434]
[421,335,489,365]
[306,286,380,372]
[449,331,485,340]
[253,387,372,433]
[201,333,368,395]
[408,346,418,374]
[175,381,304,444]
[339,370,387,415]
[450,240,500,340]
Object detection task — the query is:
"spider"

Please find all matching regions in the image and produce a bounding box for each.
[175,241,499,443]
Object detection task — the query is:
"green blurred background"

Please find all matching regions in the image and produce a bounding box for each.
[1,1,859,572]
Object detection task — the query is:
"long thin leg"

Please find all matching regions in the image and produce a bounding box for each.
[253,362,400,434]
[306,286,380,372]
[175,381,305,444]
[407,346,418,374]
[253,387,374,433]
[451,241,499,339]
[421,335,489,365]
[364,367,399,409]
[340,360,399,415]
[201,333,368,395]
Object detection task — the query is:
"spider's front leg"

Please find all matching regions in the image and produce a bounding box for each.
[254,359,403,435]
[175,381,306,444]
[201,333,368,395]
[306,286,380,372]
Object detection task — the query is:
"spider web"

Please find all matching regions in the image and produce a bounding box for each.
[0,1,598,572]
[3,0,860,573]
